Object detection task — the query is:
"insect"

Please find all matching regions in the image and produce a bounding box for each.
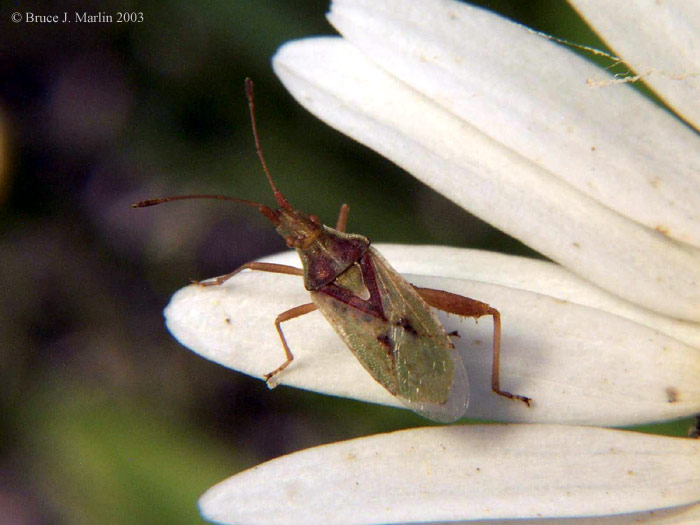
[134,78,531,422]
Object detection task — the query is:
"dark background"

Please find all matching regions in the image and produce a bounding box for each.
[0,1,690,522]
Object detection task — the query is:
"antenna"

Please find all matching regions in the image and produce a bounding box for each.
[131,194,279,224]
[130,78,294,226]
[244,78,292,211]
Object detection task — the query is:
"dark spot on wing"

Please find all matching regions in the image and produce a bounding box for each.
[397,317,418,335]
[376,334,395,359]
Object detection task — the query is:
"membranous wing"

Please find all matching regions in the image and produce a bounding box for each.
[310,247,468,422]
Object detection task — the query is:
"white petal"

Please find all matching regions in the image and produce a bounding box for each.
[265,244,700,350]
[199,424,700,524]
[164,248,700,425]
[272,37,700,322]
[570,0,700,130]
[327,0,700,249]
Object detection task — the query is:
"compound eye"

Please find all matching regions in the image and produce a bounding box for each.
[309,214,320,224]
[284,236,295,248]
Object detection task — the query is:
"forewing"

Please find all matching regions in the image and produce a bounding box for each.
[370,249,469,422]
[311,248,469,422]
[310,289,399,396]
[391,325,469,422]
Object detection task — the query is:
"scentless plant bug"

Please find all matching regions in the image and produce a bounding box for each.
[134,78,531,422]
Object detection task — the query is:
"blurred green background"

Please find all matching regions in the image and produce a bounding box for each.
[0,1,692,523]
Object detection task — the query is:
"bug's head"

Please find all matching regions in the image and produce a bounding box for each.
[273,207,324,250]
[273,204,368,290]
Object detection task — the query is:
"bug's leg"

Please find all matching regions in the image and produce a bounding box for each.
[264,302,318,385]
[335,204,350,232]
[414,286,531,406]
[196,262,303,287]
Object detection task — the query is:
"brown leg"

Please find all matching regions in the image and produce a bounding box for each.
[335,204,350,232]
[264,302,318,384]
[195,262,303,287]
[414,286,531,406]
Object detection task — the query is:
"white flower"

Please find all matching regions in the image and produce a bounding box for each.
[272,0,700,322]
[198,425,700,525]
[164,0,700,522]
[167,245,700,426]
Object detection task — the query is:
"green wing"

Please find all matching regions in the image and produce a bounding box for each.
[310,247,469,422]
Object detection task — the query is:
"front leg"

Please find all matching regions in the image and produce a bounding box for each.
[414,286,531,406]
[194,260,313,384]
[196,261,303,287]
[265,302,318,384]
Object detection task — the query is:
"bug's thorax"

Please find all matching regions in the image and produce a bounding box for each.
[273,207,370,291]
